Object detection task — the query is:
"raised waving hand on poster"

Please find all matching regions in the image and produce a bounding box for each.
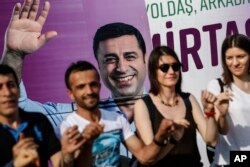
[1,0,57,81]
[1,0,150,165]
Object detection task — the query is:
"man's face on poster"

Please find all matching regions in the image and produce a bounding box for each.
[97,35,146,97]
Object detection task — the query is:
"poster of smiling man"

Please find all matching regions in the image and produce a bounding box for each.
[0,0,249,166]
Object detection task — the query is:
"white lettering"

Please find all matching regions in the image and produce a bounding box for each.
[234,155,241,162]
[241,155,247,162]
[234,155,248,162]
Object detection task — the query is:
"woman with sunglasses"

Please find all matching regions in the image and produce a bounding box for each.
[206,34,250,167]
[133,46,218,166]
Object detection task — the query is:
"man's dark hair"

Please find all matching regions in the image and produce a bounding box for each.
[65,61,100,89]
[93,22,146,60]
[0,64,19,86]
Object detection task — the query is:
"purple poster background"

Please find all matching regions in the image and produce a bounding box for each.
[0,0,152,102]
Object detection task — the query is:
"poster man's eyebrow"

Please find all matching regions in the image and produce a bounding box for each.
[124,51,137,55]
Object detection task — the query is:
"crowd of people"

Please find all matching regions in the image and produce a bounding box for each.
[0,0,249,166]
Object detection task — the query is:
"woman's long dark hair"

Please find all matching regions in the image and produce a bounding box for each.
[148,46,182,95]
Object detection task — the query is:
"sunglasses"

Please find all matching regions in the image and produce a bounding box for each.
[158,63,181,73]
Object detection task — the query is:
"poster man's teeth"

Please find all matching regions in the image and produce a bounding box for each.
[117,76,133,81]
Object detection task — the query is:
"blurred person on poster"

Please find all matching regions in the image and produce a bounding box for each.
[0,64,92,167]
[1,0,146,128]
[206,34,250,166]
[133,46,218,166]
[0,0,148,163]
[59,60,190,166]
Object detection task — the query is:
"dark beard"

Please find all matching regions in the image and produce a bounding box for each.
[86,102,98,111]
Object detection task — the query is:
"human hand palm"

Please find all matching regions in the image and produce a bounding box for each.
[13,133,40,167]
[173,119,190,141]
[7,19,43,54]
[216,100,229,116]
[63,137,84,155]
[82,123,104,141]
[173,127,184,141]
[14,149,40,167]
[215,91,231,116]
[5,0,57,55]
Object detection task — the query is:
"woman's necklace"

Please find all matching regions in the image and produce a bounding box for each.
[158,94,179,107]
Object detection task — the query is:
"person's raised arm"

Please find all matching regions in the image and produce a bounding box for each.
[206,79,231,135]
[0,0,68,126]
[1,0,57,82]
[186,91,217,147]
[200,90,218,146]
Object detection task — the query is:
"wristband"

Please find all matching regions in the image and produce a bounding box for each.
[153,137,168,147]
[204,108,215,117]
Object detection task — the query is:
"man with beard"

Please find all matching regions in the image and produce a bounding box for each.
[1,0,148,164]
[1,0,147,127]
[0,64,97,167]
[60,60,188,166]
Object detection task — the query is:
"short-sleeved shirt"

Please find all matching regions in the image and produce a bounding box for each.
[0,109,61,167]
[18,81,140,158]
[59,108,134,167]
[207,79,250,166]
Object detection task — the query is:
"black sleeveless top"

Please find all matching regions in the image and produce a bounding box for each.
[138,92,203,167]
